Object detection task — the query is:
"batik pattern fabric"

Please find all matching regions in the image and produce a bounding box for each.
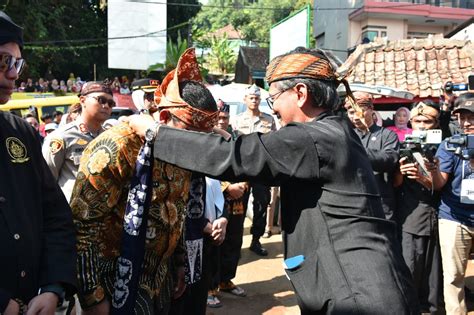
[111,137,153,315]
[183,174,208,284]
[70,123,191,312]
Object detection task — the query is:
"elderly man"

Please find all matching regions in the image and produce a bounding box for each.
[345,92,399,220]
[42,81,113,202]
[130,47,418,314]
[0,11,76,315]
[232,84,276,256]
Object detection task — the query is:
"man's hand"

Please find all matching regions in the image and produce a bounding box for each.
[399,157,422,181]
[25,293,58,315]
[226,183,245,200]
[128,114,156,139]
[203,222,213,235]
[211,217,228,245]
[3,299,20,315]
[81,299,110,315]
[173,266,187,299]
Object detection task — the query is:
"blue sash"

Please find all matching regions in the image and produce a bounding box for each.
[111,139,154,314]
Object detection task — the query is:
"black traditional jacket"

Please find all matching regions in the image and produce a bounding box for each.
[0,112,77,311]
[152,112,419,314]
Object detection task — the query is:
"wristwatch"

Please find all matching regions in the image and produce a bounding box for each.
[145,121,160,142]
[39,284,65,306]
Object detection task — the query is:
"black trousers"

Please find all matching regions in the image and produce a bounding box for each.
[169,238,214,315]
[401,230,444,314]
[249,183,271,239]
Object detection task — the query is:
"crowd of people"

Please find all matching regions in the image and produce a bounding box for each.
[13,75,133,95]
[3,9,474,315]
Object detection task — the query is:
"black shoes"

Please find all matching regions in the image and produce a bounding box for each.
[250,239,268,256]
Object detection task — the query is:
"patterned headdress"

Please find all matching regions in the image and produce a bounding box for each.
[266,48,361,112]
[410,102,440,120]
[155,48,218,130]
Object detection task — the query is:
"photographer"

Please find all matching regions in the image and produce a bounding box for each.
[395,102,443,314]
[425,92,474,314]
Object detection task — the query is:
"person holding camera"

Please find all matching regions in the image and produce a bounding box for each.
[425,92,474,314]
[395,102,443,314]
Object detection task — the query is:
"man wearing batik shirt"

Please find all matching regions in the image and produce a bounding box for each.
[70,48,218,315]
[345,92,399,220]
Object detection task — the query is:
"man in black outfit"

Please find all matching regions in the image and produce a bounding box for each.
[130,47,419,314]
[0,11,76,315]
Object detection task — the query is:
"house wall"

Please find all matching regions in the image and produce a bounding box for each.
[314,0,362,60]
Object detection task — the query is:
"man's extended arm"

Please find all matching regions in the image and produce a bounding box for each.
[152,124,318,185]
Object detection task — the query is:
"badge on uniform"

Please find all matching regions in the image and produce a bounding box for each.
[50,138,64,155]
[6,137,30,163]
[76,138,89,146]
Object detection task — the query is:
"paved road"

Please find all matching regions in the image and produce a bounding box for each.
[207,219,474,315]
[207,219,298,315]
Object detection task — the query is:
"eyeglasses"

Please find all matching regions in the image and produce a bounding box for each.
[87,95,116,108]
[0,54,26,75]
[266,88,290,110]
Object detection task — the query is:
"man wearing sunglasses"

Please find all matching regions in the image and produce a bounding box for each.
[42,81,113,202]
[0,11,77,315]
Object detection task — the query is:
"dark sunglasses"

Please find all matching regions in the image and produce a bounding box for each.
[88,95,116,108]
[0,54,26,75]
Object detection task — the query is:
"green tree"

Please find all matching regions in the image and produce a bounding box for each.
[147,34,189,74]
[206,34,237,75]
[4,0,109,81]
[192,0,312,46]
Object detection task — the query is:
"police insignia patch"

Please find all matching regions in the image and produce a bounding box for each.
[6,137,30,163]
[50,138,64,155]
[76,138,89,146]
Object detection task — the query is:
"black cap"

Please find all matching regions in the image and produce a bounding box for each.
[453,97,474,114]
[0,11,23,49]
[131,78,160,93]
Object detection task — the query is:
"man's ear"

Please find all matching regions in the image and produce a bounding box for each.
[158,109,172,123]
[294,83,309,109]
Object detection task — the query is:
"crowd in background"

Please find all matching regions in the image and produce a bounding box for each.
[12,74,133,95]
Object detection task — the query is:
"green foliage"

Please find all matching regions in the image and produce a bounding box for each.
[206,35,237,75]
[4,0,108,81]
[193,0,313,45]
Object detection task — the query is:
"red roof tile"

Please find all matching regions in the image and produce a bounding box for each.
[339,36,474,98]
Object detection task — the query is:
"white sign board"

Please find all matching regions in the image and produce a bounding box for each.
[108,0,167,70]
[270,6,310,60]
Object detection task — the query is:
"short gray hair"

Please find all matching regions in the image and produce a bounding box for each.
[275,78,339,111]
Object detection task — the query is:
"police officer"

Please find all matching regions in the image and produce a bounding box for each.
[42,81,113,202]
[232,84,276,256]
[131,78,160,113]
[0,11,76,314]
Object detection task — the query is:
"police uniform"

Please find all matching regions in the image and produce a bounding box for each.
[0,111,76,312]
[231,111,276,135]
[42,120,104,202]
[232,110,276,254]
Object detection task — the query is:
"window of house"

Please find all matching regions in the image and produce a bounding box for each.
[361,30,378,43]
[407,31,434,39]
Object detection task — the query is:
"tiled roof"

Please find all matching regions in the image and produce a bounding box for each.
[340,36,474,97]
[208,24,242,40]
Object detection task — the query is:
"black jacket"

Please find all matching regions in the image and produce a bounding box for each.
[152,112,418,314]
[0,112,77,311]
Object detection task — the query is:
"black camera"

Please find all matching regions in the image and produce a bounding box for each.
[445,134,474,160]
[400,130,442,176]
